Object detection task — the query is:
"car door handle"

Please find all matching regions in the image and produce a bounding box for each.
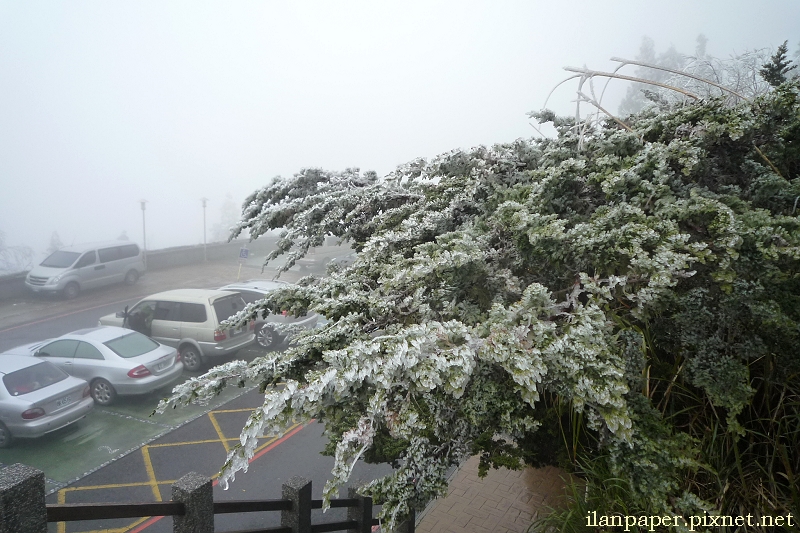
[63,361,73,365]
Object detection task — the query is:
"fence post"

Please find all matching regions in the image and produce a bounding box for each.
[280,476,311,533]
[346,487,372,533]
[0,463,47,533]
[172,472,213,533]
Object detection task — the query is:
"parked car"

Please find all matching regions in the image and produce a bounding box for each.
[327,251,357,270]
[0,355,94,448]
[25,241,146,299]
[218,280,319,349]
[98,289,255,372]
[0,326,184,406]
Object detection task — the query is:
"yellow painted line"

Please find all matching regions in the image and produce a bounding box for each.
[209,407,259,413]
[207,411,231,453]
[81,516,150,533]
[147,437,240,448]
[140,446,162,502]
[55,421,304,533]
[56,433,291,495]
[57,487,66,533]
[60,480,180,492]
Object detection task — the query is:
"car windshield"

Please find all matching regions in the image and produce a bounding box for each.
[40,251,81,268]
[104,332,159,358]
[2,361,68,396]
[213,295,246,323]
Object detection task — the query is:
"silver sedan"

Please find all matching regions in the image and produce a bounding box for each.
[0,326,184,406]
[0,354,94,448]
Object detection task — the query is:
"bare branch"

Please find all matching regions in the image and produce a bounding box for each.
[610,56,747,100]
[564,66,700,100]
[576,91,636,134]
[541,74,583,110]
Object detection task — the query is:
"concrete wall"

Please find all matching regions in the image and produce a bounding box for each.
[0,272,29,301]
[0,238,279,302]
[144,238,277,270]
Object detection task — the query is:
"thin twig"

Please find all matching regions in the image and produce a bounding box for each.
[528,122,547,138]
[576,91,636,134]
[542,74,583,110]
[752,144,784,179]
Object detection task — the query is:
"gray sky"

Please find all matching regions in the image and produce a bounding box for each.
[1,1,798,263]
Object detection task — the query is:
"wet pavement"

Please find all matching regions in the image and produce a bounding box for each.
[2,245,568,533]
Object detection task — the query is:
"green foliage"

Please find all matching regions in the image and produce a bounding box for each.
[528,454,644,533]
[760,41,798,87]
[160,80,800,531]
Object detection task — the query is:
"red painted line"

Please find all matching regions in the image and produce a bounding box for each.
[0,297,138,334]
[128,420,314,533]
[129,515,161,533]
[247,420,310,464]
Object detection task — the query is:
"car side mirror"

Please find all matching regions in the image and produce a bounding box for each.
[35,351,48,357]
[116,311,125,318]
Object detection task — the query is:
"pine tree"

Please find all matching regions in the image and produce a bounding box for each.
[760,40,797,86]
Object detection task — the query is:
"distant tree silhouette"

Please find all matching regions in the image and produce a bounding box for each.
[47,231,64,253]
[0,230,33,273]
[211,194,241,242]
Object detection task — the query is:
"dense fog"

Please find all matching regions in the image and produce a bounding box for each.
[1,1,798,272]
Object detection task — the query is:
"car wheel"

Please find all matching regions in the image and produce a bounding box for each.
[63,282,80,300]
[0,423,12,449]
[180,345,204,372]
[91,378,117,406]
[256,323,283,349]
[124,270,139,285]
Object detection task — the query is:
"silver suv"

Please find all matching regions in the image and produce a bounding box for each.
[98,289,254,372]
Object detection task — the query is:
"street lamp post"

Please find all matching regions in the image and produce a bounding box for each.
[201,198,208,262]
[140,200,148,268]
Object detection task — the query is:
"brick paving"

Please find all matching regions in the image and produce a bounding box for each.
[416,456,568,533]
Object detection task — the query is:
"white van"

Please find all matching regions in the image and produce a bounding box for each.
[25,241,146,299]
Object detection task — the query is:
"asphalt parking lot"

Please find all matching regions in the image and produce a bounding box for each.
[0,253,315,493]
[44,386,367,533]
[42,381,393,533]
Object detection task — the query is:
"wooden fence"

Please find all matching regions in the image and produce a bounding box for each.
[0,463,416,533]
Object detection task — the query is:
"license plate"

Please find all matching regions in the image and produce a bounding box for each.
[155,361,167,371]
[56,395,72,408]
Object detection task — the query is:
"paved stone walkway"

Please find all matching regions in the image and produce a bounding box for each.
[416,456,567,533]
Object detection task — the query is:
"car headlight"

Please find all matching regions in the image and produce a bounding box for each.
[50,275,62,284]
